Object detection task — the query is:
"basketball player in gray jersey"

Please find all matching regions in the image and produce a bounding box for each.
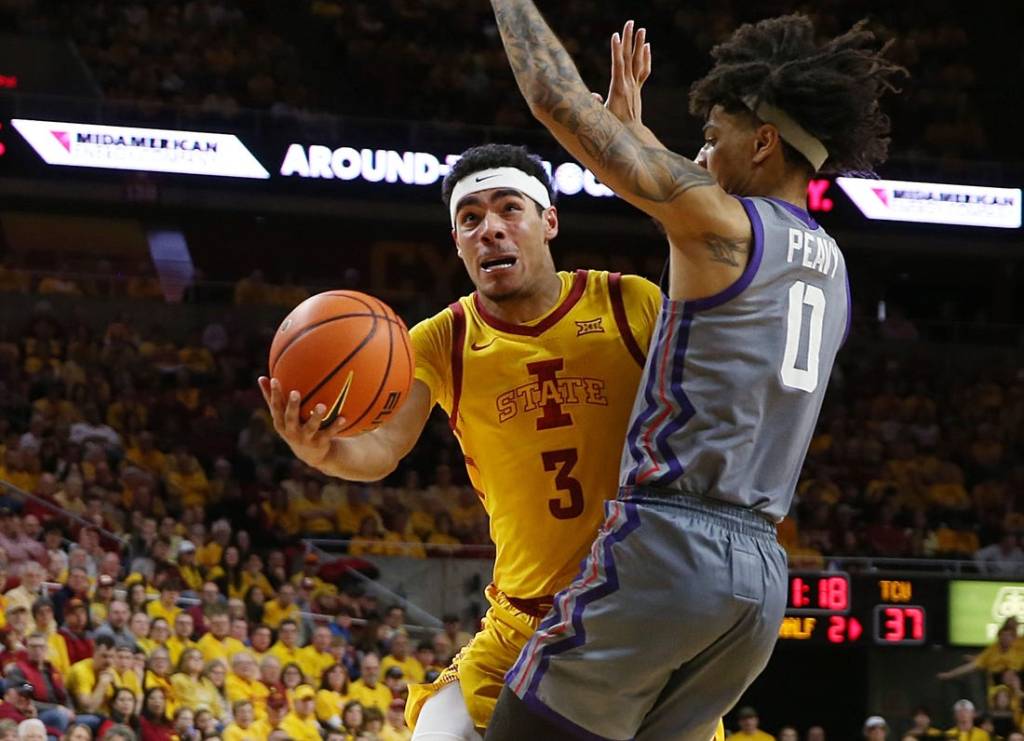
[483,9,905,741]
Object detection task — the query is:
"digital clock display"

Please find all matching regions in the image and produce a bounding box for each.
[787,572,851,614]
[779,573,935,647]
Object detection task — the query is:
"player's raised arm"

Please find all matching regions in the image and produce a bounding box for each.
[259,376,431,482]
[489,2,746,244]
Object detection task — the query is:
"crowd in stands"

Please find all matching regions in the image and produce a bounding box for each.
[725,700,1024,741]
[0,256,1022,567]
[0,0,1000,160]
[0,267,492,739]
[780,348,1024,574]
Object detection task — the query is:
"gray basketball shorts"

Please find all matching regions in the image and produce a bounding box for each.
[504,487,788,741]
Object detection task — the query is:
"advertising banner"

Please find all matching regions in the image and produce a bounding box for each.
[948,580,1024,645]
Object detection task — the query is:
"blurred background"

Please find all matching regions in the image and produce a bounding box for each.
[0,1,1022,740]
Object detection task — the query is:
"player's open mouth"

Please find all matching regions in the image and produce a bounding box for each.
[481,256,518,273]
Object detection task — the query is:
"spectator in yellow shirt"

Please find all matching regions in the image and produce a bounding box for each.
[441,614,472,654]
[222,700,258,741]
[196,611,246,665]
[175,541,204,593]
[229,616,249,646]
[269,620,304,669]
[66,635,119,714]
[207,546,247,601]
[299,626,336,685]
[383,666,406,702]
[281,685,323,741]
[939,622,1023,687]
[289,553,325,593]
[201,660,230,720]
[249,624,273,661]
[290,482,338,536]
[946,699,991,741]
[381,696,413,741]
[143,648,176,714]
[259,655,283,695]
[241,554,275,601]
[128,612,153,655]
[341,700,366,738]
[449,488,485,542]
[262,584,301,631]
[30,600,70,677]
[730,707,775,741]
[206,520,233,568]
[170,649,220,715]
[336,488,379,536]
[380,634,424,684]
[165,449,210,510]
[281,662,306,699]
[146,582,182,626]
[124,432,166,477]
[166,613,198,667]
[348,653,391,714]
[349,516,399,558]
[413,641,443,678]
[250,691,290,738]
[112,644,143,701]
[226,652,269,720]
[425,512,461,555]
[315,664,350,732]
[145,618,170,657]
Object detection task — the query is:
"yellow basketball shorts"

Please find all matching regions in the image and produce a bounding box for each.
[406,583,725,741]
[407,584,541,730]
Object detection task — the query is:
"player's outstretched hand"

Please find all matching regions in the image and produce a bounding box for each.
[258,376,348,469]
[592,20,651,128]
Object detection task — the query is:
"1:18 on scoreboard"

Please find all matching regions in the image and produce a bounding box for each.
[787,573,851,614]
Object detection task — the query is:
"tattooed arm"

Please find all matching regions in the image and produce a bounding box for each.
[490,0,752,296]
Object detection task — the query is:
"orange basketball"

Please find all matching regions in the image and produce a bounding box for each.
[269,291,414,437]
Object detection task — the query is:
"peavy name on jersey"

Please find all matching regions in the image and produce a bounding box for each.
[786,227,840,279]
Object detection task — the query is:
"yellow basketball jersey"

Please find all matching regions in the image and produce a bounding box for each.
[411,270,661,599]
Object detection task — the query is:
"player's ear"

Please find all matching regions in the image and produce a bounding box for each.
[451,229,463,257]
[542,205,559,241]
[752,123,780,165]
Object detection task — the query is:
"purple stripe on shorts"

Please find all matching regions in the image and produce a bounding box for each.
[506,502,642,731]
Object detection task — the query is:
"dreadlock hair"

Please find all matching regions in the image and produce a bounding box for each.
[688,14,907,174]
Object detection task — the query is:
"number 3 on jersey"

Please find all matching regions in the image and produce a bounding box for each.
[541,449,584,519]
[781,280,826,393]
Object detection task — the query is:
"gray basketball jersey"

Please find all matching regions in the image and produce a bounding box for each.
[620,196,850,521]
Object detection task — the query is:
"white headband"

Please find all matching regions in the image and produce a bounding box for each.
[449,167,552,227]
[743,96,829,171]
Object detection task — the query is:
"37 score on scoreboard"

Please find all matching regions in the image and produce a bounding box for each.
[778,572,933,646]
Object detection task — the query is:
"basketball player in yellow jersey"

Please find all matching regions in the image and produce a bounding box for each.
[262,142,658,739]
[261,143,726,741]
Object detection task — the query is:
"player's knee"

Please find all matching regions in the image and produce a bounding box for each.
[413,682,481,741]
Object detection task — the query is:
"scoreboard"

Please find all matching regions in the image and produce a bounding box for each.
[778,572,947,646]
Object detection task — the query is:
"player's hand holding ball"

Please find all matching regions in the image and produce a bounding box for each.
[259,290,413,469]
